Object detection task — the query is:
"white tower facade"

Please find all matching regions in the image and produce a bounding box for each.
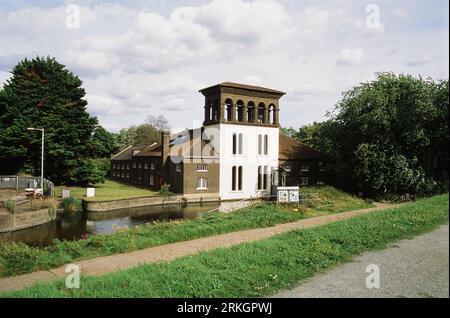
[200,82,285,200]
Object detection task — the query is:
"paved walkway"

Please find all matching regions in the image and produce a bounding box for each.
[273,224,449,298]
[0,203,391,293]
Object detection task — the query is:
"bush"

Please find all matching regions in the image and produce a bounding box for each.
[0,242,42,277]
[159,183,174,197]
[61,197,83,213]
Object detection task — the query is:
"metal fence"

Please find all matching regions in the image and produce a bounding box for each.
[0,175,54,196]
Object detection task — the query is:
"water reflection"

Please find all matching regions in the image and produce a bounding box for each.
[1,202,219,247]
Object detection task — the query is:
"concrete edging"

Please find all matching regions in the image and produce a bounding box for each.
[0,208,54,233]
[83,194,221,212]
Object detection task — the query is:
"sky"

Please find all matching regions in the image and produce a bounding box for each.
[0,0,448,133]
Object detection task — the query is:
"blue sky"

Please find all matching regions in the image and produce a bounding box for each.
[0,0,448,132]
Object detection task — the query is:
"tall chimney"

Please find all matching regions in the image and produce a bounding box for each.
[161,130,170,168]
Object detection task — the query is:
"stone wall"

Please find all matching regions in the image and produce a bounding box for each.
[0,208,54,233]
[84,193,220,212]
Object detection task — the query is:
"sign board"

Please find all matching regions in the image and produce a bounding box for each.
[277,186,300,204]
[278,190,289,203]
[289,190,299,203]
[86,188,95,198]
[62,189,71,198]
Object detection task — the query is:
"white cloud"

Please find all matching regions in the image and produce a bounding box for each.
[0,0,448,131]
[336,48,365,66]
[405,54,440,66]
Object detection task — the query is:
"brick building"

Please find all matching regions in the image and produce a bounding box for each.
[110,82,329,197]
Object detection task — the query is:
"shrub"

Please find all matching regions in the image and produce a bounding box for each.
[61,197,83,213]
[159,183,174,197]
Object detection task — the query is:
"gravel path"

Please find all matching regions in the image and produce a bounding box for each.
[273,224,449,298]
[0,203,391,293]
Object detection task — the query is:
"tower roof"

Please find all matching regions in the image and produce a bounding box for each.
[199,82,286,96]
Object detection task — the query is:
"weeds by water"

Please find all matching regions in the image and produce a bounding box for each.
[0,186,370,278]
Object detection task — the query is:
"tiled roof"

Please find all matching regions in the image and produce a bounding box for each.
[199,82,286,95]
[111,145,148,161]
[279,133,323,161]
[133,143,162,157]
[169,128,219,158]
[112,128,218,160]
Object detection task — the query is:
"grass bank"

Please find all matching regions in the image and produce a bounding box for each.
[0,186,370,278]
[3,194,447,298]
[54,179,159,202]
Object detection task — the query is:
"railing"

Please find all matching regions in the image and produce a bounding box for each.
[0,175,54,196]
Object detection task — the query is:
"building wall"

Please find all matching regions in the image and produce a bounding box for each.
[279,159,330,186]
[167,158,183,194]
[204,123,279,200]
[110,160,131,183]
[182,160,220,195]
[111,157,161,190]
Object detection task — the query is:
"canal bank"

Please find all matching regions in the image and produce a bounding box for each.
[0,208,55,233]
[83,193,221,212]
[1,201,221,247]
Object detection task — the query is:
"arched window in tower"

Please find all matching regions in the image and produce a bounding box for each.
[225,98,233,122]
[205,100,212,122]
[269,104,276,125]
[258,134,262,155]
[232,166,237,191]
[257,166,263,190]
[264,134,268,155]
[258,103,266,123]
[263,166,269,190]
[212,99,219,121]
[238,133,243,155]
[232,133,237,155]
[247,101,256,123]
[238,166,243,191]
[236,100,244,122]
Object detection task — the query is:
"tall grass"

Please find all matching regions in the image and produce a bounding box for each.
[0,186,371,278]
[5,198,15,214]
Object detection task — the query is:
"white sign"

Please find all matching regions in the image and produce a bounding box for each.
[277,186,299,204]
[278,190,289,203]
[62,189,71,198]
[86,188,95,198]
[289,190,299,203]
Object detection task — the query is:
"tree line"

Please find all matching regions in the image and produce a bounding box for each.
[283,73,449,198]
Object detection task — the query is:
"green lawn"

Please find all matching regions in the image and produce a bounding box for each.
[3,194,447,298]
[0,186,371,278]
[54,179,159,202]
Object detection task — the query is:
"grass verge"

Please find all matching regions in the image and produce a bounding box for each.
[2,194,448,298]
[0,186,370,278]
[54,179,159,202]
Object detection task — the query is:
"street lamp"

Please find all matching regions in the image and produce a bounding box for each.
[27,128,44,193]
